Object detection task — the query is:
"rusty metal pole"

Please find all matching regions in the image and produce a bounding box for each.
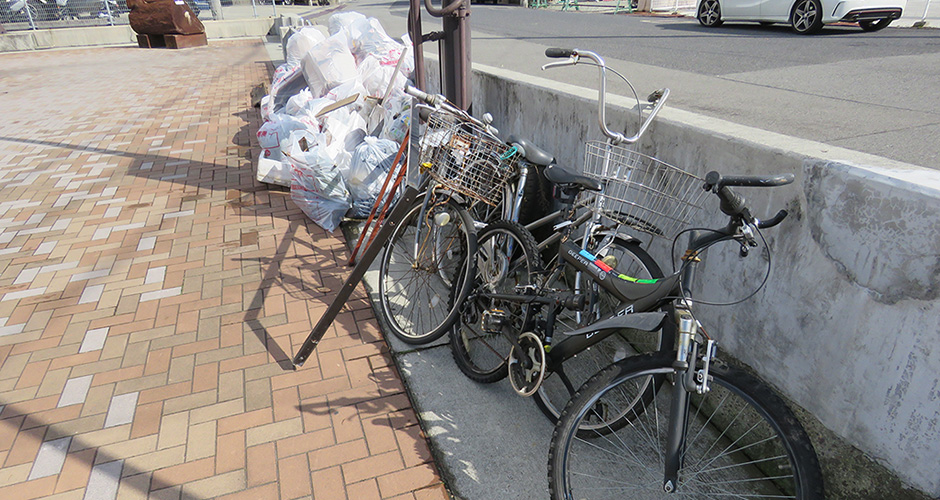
[420,0,472,110]
[441,0,471,110]
[408,0,427,91]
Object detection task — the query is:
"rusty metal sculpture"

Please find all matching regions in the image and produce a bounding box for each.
[128,0,208,49]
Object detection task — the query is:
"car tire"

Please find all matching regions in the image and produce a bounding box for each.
[858,18,892,32]
[697,0,723,27]
[791,0,823,34]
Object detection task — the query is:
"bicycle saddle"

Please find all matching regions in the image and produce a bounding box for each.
[507,135,554,166]
[544,165,602,192]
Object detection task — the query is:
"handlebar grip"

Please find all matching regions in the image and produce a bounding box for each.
[545,48,575,58]
[404,84,438,106]
[704,171,794,189]
[757,210,788,229]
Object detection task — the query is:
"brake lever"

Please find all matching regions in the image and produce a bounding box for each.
[541,56,579,71]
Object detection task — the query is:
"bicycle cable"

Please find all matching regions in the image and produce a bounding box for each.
[668,226,774,308]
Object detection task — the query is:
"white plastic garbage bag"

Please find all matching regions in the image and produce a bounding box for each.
[271,63,308,113]
[346,137,399,217]
[260,95,274,122]
[257,148,291,186]
[285,26,327,66]
[257,113,320,150]
[301,31,358,98]
[347,16,404,65]
[381,90,411,143]
[323,107,367,161]
[328,11,367,36]
[289,144,352,233]
[285,89,313,116]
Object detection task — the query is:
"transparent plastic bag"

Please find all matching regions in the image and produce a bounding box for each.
[289,145,351,232]
[347,137,399,210]
[328,11,367,36]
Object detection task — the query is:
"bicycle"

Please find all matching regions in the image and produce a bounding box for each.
[380,79,664,347]
[547,171,825,498]
[450,49,690,427]
[377,91,517,345]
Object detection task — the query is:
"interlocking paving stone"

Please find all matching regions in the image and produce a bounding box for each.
[57,375,93,408]
[103,392,139,428]
[78,285,105,305]
[26,436,71,480]
[83,459,123,500]
[79,327,110,353]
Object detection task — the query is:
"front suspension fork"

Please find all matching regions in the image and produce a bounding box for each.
[662,308,717,493]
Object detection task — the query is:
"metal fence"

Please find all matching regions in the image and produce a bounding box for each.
[0,0,326,32]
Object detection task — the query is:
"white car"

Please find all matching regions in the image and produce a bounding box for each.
[696,0,905,34]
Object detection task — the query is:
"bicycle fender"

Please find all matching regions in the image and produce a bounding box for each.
[563,312,666,336]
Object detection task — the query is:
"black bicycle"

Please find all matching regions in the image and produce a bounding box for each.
[451,49,699,429]
[546,170,824,499]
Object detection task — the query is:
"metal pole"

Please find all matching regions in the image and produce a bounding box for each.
[26,1,37,30]
[271,0,277,19]
[423,0,471,110]
[104,0,113,26]
[408,0,427,91]
[251,0,257,17]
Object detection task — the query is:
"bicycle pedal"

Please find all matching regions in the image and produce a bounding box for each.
[481,308,508,334]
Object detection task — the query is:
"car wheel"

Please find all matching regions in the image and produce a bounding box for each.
[858,18,892,31]
[697,0,723,27]
[791,0,823,34]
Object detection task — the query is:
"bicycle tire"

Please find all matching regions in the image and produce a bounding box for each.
[533,236,674,427]
[450,220,542,383]
[378,194,476,344]
[549,352,825,500]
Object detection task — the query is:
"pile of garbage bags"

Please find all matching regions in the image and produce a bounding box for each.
[256,11,413,231]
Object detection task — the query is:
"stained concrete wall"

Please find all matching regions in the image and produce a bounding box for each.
[446,61,940,497]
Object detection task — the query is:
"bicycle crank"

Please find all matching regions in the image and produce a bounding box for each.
[508,332,546,397]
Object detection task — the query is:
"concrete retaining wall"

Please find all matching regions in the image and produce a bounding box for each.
[0,17,275,52]
[449,62,940,497]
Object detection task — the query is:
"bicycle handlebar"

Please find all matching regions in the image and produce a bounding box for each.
[404,83,500,136]
[702,171,794,231]
[541,48,670,145]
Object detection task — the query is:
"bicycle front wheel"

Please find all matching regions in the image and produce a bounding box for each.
[549,353,824,500]
[379,194,476,344]
[533,236,673,427]
[450,220,542,383]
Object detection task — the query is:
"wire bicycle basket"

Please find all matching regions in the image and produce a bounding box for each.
[418,110,518,206]
[582,141,707,239]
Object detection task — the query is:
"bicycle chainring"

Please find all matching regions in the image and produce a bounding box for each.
[508,331,546,397]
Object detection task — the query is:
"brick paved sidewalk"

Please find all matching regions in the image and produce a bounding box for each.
[0,40,448,500]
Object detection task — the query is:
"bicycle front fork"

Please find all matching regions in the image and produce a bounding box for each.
[663,307,718,493]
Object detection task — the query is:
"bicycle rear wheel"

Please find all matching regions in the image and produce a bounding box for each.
[549,353,825,499]
[450,221,542,383]
[533,236,673,427]
[379,193,476,344]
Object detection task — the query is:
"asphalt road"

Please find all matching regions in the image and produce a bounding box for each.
[320,0,940,169]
